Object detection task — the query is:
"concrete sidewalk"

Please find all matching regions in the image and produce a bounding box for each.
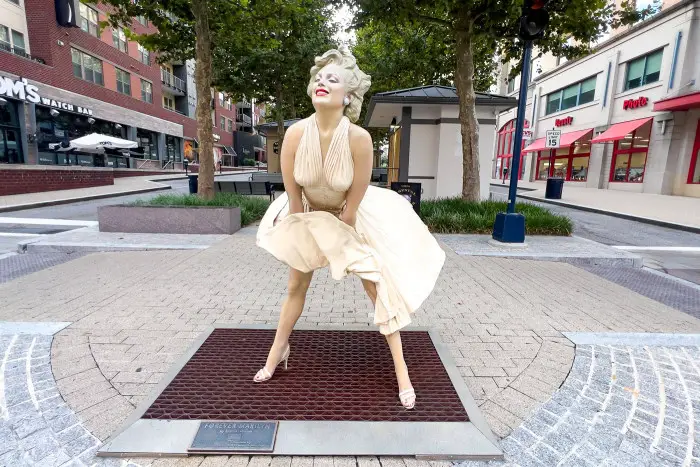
[1,227,700,466]
[0,176,178,213]
[491,178,700,232]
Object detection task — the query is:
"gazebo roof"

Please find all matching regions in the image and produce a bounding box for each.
[364,85,517,127]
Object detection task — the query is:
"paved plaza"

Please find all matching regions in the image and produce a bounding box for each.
[2,227,700,465]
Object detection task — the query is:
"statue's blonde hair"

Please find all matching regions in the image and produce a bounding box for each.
[307,47,371,123]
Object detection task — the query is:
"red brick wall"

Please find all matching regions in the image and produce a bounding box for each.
[0,0,198,139]
[113,169,183,178]
[0,168,114,195]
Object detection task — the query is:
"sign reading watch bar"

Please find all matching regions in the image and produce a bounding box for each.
[0,76,93,115]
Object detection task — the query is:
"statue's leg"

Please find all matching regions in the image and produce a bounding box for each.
[258,268,313,378]
[361,280,414,407]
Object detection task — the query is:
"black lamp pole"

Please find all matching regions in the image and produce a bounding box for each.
[492,0,549,243]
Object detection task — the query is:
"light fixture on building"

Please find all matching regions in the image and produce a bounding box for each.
[115,123,122,129]
[87,117,95,124]
[50,109,60,117]
[0,97,6,105]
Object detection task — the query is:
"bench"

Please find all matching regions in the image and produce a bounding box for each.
[372,168,388,182]
[250,172,285,191]
[214,181,275,201]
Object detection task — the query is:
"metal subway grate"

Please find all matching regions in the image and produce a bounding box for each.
[143,328,469,422]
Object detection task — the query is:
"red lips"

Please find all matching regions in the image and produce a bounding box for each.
[315,88,329,96]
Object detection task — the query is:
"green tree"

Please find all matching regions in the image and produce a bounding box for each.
[352,19,496,149]
[101,0,252,199]
[214,0,337,141]
[346,0,657,200]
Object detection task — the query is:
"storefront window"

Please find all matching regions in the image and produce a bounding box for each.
[536,152,551,180]
[610,120,651,183]
[494,119,526,180]
[535,130,593,181]
[165,135,181,162]
[137,128,158,160]
[688,121,700,185]
[0,100,24,164]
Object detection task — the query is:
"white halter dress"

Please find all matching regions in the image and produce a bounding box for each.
[256,115,445,335]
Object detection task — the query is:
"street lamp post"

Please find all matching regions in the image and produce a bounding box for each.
[492,0,549,244]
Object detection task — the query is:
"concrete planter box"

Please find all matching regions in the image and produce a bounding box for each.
[98,205,241,234]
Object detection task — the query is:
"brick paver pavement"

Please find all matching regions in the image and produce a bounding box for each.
[0,252,87,284]
[458,344,700,467]
[2,227,700,465]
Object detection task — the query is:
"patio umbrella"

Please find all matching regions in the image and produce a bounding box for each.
[49,133,138,153]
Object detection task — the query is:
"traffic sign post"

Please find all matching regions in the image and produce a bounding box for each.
[546,129,561,148]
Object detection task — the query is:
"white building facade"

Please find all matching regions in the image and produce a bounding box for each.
[494,0,700,198]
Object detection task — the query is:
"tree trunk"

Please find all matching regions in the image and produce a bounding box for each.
[289,93,296,119]
[276,84,285,142]
[193,0,214,199]
[455,27,481,201]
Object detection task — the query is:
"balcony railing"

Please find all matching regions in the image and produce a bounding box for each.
[236,113,252,125]
[0,42,46,64]
[160,69,186,93]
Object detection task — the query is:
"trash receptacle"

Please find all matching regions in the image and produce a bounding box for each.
[188,174,198,194]
[545,177,564,199]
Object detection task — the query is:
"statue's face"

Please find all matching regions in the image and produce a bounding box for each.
[311,64,347,111]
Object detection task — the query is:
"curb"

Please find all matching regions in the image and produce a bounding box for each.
[516,193,700,235]
[17,241,212,254]
[0,186,171,214]
[489,183,538,192]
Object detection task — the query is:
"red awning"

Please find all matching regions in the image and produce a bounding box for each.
[522,128,593,153]
[653,91,700,112]
[591,117,652,144]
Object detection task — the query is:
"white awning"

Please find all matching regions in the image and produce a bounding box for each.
[49,133,138,153]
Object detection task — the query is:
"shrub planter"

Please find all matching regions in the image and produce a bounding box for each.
[98,205,241,234]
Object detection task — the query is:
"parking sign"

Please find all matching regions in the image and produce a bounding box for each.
[546,130,561,148]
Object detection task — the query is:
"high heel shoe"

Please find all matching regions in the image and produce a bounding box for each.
[399,388,416,410]
[253,345,291,382]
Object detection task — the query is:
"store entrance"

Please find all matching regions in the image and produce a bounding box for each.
[0,128,22,164]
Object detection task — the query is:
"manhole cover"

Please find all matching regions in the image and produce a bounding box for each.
[100,326,501,460]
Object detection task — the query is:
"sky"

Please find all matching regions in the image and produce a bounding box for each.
[332,5,357,46]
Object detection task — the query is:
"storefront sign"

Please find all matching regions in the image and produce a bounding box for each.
[0,76,93,115]
[391,182,422,215]
[555,116,573,127]
[623,96,648,110]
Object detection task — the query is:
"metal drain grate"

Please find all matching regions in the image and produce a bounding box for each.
[143,328,469,422]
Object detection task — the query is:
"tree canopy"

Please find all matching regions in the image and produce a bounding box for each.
[344,0,659,200]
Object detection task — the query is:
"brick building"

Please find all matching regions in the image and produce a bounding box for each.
[0,0,255,169]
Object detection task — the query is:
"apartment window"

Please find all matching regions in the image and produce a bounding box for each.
[112,29,128,53]
[0,26,26,57]
[115,68,131,96]
[137,44,150,65]
[226,98,233,111]
[219,93,225,107]
[11,30,25,55]
[227,118,233,132]
[545,76,597,115]
[163,96,175,111]
[507,77,516,94]
[220,116,225,130]
[140,80,152,103]
[625,50,663,90]
[79,3,99,37]
[136,15,147,25]
[71,48,104,85]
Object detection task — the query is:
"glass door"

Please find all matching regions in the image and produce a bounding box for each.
[0,128,23,164]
